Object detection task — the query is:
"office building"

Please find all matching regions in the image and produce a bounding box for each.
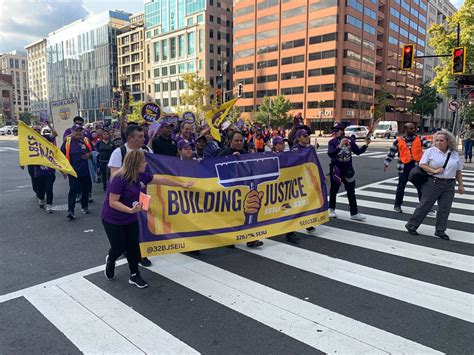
[0,51,29,119]
[144,0,233,110]
[422,0,456,130]
[117,12,146,102]
[25,38,49,118]
[46,11,131,121]
[0,74,15,124]
[233,0,429,131]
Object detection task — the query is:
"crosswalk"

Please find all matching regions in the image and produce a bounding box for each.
[0,147,19,153]
[317,148,389,159]
[1,170,473,353]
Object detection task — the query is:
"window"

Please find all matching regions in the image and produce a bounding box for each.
[308,66,336,76]
[178,35,185,57]
[199,30,203,52]
[163,98,169,107]
[364,23,376,35]
[281,71,304,80]
[291,102,303,109]
[389,22,399,32]
[308,49,337,61]
[235,63,254,72]
[401,14,409,25]
[154,68,160,77]
[170,37,176,59]
[153,42,160,62]
[282,55,304,65]
[209,15,214,22]
[309,32,337,44]
[187,32,195,55]
[257,89,277,97]
[178,63,186,73]
[400,28,408,39]
[179,80,184,89]
[257,0,278,10]
[347,0,363,12]
[161,39,168,60]
[235,19,254,31]
[257,44,278,54]
[236,5,254,17]
[217,31,222,40]
[197,14,204,23]
[390,8,400,19]
[171,81,177,90]
[170,65,176,75]
[210,59,214,70]
[210,43,214,53]
[257,59,278,69]
[309,15,337,28]
[187,18,194,26]
[154,83,160,92]
[282,23,305,35]
[209,29,214,38]
[257,74,278,83]
[235,34,255,45]
[162,82,169,91]
[282,6,306,19]
[257,14,279,25]
[257,29,278,40]
[310,0,337,11]
[235,48,255,59]
[161,67,168,76]
[239,77,254,85]
[364,7,377,20]
[281,39,305,50]
[281,86,304,95]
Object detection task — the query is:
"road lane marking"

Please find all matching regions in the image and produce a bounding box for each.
[365,183,474,200]
[148,254,440,354]
[337,198,473,224]
[333,209,474,244]
[381,179,474,192]
[301,225,474,272]
[56,277,198,354]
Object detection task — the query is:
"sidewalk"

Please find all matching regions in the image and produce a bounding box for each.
[0,135,18,141]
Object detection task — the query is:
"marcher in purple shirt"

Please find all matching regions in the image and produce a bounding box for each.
[327,122,370,220]
[102,149,194,289]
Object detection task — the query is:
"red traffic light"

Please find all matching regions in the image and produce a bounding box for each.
[454,48,464,57]
[404,46,412,54]
[452,46,466,74]
[401,44,415,70]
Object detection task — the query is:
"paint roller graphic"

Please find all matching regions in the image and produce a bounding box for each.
[215,156,280,225]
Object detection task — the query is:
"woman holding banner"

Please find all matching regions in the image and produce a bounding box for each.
[102,150,194,288]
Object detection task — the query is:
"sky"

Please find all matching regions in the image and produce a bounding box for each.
[0,0,465,55]
[0,0,143,54]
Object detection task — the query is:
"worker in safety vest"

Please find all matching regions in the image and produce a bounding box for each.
[383,123,432,213]
[61,124,94,220]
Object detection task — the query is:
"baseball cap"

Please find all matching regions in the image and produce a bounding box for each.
[177,139,193,150]
[295,129,309,138]
[273,136,284,145]
[72,124,84,130]
[332,122,345,132]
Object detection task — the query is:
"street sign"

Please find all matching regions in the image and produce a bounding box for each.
[448,100,460,112]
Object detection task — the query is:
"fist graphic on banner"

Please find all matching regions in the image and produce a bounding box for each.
[244,190,264,215]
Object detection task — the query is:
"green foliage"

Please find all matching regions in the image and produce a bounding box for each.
[180,73,211,120]
[463,106,474,125]
[409,81,443,118]
[428,0,474,94]
[374,87,390,120]
[19,112,35,125]
[254,95,292,127]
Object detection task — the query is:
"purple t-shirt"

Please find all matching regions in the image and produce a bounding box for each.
[101,172,153,225]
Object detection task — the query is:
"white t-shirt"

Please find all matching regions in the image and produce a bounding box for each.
[108,143,153,168]
[420,147,463,179]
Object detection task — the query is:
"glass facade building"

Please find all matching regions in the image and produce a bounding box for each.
[46,11,130,120]
[145,0,206,31]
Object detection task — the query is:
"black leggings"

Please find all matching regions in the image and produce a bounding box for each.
[102,220,140,275]
[36,174,56,205]
[99,161,110,190]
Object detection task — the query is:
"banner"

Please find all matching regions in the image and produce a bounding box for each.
[141,103,161,123]
[138,148,328,256]
[18,121,77,177]
[204,98,238,142]
[49,98,79,146]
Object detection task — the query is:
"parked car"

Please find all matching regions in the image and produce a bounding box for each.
[12,126,18,136]
[0,126,6,135]
[344,125,369,140]
[2,125,16,135]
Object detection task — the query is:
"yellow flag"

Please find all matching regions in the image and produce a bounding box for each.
[18,121,78,177]
[204,98,238,142]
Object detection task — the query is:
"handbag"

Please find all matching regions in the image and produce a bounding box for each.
[408,152,451,188]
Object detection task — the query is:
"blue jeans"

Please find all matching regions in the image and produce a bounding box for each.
[464,140,472,160]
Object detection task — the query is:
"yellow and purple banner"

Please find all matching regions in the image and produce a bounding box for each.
[139,148,328,256]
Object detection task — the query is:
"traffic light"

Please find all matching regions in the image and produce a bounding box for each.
[452,46,466,75]
[401,44,415,70]
[237,83,243,98]
[216,89,222,106]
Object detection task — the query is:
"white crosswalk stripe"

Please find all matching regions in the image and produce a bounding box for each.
[2,175,473,353]
[0,147,19,152]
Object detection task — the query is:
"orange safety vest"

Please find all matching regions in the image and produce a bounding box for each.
[398,136,422,164]
[65,136,92,161]
[254,137,265,150]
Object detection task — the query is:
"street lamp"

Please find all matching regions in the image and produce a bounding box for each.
[318,100,324,136]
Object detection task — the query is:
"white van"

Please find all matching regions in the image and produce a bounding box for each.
[373,121,398,139]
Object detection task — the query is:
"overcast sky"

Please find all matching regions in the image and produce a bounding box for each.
[0,0,464,55]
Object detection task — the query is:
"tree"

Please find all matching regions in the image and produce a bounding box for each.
[19,112,35,125]
[462,105,474,125]
[254,95,292,127]
[180,73,211,121]
[122,97,145,125]
[409,81,443,126]
[428,0,474,94]
[374,86,390,120]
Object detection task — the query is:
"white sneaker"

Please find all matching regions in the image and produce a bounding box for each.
[350,213,366,221]
[427,210,436,217]
[46,205,53,214]
[328,208,337,218]
[38,199,45,208]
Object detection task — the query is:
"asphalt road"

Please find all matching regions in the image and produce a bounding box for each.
[1,138,473,354]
